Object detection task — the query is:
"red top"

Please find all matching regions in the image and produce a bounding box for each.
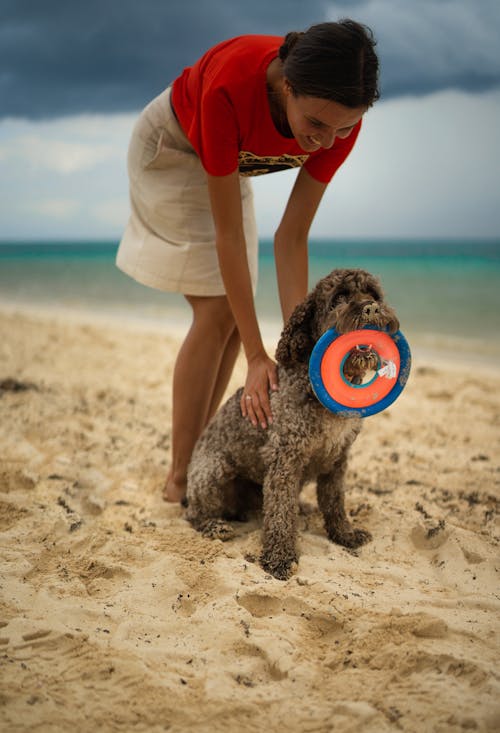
[171,35,361,182]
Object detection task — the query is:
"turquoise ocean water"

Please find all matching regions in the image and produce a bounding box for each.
[1,239,499,362]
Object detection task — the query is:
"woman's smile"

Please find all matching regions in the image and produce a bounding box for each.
[283,85,366,153]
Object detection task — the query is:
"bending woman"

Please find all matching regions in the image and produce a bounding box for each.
[116,20,380,502]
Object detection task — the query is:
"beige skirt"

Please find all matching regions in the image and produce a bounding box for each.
[116,86,259,296]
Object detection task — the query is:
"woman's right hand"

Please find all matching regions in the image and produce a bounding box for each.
[240,351,279,429]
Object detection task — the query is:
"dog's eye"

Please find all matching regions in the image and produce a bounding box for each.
[332,289,349,304]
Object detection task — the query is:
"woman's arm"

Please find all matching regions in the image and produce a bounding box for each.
[206,170,278,428]
[274,167,329,322]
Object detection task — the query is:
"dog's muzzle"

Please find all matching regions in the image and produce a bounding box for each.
[362,301,380,320]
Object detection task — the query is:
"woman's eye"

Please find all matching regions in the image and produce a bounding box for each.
[337,126,355,138]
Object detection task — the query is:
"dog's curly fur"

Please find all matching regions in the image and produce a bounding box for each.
[185,269,400,580]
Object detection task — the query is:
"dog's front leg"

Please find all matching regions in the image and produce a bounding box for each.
[260,457,301,580]
[317,452,372,549]
[185,452,237,541]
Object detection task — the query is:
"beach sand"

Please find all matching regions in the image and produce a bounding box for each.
[1,307,499,733]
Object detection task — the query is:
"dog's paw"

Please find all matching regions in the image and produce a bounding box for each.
[328,526,372,549]
[200,519,235,542]
[260,552,298,581]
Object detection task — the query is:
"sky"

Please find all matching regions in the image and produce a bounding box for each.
[0,0,499,240]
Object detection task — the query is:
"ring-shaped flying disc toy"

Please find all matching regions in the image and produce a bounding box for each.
[309,327,411,417]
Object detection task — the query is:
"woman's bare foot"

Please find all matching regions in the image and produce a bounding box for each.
[163,472,187,503]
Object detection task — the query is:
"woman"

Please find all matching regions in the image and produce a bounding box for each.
[116,19,380,502]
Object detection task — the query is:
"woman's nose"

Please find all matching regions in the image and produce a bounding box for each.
[321,130,336,149]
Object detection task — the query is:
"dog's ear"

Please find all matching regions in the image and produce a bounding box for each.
[276,291,317,366]
[365,272,400,334]
[386,312,400,334]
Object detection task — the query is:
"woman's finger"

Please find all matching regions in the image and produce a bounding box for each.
[241,392,268,428]
[252,394,268,429]
[246,395,259,427]
[241,392,254,421]
[257,388,273,426]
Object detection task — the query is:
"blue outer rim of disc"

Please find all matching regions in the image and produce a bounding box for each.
[308,326,412,417]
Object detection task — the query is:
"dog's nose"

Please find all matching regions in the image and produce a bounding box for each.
[363,302,380,319]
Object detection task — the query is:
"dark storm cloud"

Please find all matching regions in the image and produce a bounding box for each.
[1,0,499,119]
[332,0,500,98]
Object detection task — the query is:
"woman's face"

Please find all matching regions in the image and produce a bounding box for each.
[284,81,366,153]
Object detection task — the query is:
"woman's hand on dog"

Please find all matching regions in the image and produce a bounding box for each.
[241,352,279,429]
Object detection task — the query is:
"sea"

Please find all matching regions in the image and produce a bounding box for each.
[1,238,499,365]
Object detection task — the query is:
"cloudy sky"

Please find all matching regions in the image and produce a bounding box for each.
[1,0,499,240]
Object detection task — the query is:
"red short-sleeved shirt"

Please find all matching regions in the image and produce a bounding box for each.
[171,35,361,182]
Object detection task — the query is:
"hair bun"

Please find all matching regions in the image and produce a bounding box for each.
[278,31,304,61]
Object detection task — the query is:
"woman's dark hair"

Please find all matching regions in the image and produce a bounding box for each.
[279,19,380,108]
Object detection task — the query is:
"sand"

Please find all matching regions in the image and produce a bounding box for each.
[1,307,499,733]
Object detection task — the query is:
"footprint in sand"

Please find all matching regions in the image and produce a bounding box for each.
[0,500,28,530]
[236,591,342,636]
[0,622,53,649]
[22,629,52,641]
[460,546,485,564]
[11,629,55,651]
[7,627,115,689]
[78,560,131,597]
[236,591,328,621]
[234,592,343,685]
[236,592,292,618]
[410,520,448,550]
[0,469,36,494]
[0,620,10,646]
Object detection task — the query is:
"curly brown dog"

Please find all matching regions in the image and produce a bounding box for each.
[185,268,400,580]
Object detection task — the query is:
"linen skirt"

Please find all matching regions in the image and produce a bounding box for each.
[116,86,259,296]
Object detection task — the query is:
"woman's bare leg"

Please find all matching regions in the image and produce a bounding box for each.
[163,295,240,502]
[206,326,241,422]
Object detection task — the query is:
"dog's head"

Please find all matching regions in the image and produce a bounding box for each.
[276,268,400,366]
